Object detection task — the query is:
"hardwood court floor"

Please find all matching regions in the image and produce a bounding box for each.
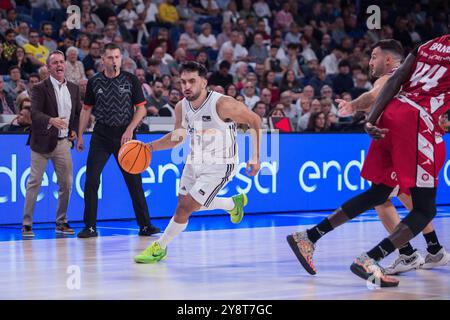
[1,211,450,300]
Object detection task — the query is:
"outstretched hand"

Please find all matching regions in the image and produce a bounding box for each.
[364,122,389,140]
[335,99,354,117]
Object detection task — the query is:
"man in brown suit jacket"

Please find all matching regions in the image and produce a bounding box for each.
[22,50,81,238]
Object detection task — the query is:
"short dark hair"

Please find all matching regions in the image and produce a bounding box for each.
[254,100,267,109]
[152,77,163,86]
[41,22,52,30]
[372,39,404,59]
[89,41,100,49]
[253,31,264,38]
[5,29,16,36]
[28,73,40,80]
[65,36,76,42]
[148,58,160,66]
[252,101,267,115]
[8,65,20,74]
[333,45,344,52]
[300,35,310,42]
[287,43,299,50]
[338,60,350,69]
[179,61,208,78]
[103,43,122,54]
[219,60,231,70]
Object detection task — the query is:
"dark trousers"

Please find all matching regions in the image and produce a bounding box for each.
[83,123,151,227]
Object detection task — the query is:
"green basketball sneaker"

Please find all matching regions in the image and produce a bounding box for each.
[226,193,248,224]
[134,242,167,264]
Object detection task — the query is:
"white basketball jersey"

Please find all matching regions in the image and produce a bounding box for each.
[181,91,238,165]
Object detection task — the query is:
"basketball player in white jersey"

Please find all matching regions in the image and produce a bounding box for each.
[134,62,261,263]
[336,39,449,274]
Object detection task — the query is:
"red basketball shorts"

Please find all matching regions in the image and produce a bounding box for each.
[361,97,446,194]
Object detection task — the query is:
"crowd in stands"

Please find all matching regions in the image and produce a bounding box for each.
[1,0,449,133]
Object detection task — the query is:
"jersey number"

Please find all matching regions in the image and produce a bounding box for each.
[410,62,447,91]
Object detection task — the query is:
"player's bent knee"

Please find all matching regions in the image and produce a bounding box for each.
[341,184,393,219]
[368,184,395,207]
[410,187,437,217]
[402,187,437,236]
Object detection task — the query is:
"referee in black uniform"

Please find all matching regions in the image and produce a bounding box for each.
[76,43,160,238]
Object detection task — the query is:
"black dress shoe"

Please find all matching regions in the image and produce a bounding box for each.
[139,225,160,236]
[77,226,98,238]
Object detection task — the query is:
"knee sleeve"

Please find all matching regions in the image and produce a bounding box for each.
[341,183,394,219]
[401,188,437,235]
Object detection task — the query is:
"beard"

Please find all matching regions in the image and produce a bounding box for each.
[184,89,201,101]
[370,65,383,78]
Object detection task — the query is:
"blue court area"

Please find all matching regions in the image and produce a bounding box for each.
[2,207,450,242]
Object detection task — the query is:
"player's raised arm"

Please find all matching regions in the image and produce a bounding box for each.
[336,75,390,116]
[217,95,261,176]
[147,101,187,152]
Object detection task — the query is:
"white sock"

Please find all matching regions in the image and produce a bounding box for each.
[198,197,235,211]
[157,217,187,249]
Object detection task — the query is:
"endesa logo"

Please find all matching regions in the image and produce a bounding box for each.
[0,154,100,203]
[141,161,278,197]
[298,150,450,193]
[0,153,278,204]
[298,150,371,192]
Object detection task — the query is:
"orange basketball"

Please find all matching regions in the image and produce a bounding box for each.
[118,140,151,174]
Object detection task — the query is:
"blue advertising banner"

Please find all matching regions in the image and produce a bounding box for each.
[1,133,449,224]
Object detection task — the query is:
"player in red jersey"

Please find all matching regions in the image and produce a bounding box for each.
[337,40,450,275]
[286,35,450,287]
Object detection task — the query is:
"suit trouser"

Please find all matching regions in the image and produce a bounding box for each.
[83,123,151,227]
[23,139,73,226]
